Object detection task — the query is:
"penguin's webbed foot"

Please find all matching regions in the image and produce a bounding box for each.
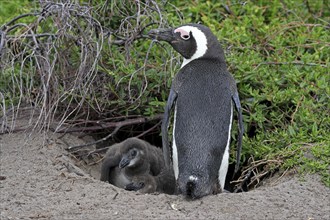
[125,182,145,191]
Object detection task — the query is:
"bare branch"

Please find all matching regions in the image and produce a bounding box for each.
[66,114,162,150]
[56,114,162,133]
[1,0,176,136]
[1,13,40,28]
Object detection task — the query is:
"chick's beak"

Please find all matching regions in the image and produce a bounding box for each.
[119,156,130,169]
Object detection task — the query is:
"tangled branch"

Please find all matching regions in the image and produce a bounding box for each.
[0,0,174,136]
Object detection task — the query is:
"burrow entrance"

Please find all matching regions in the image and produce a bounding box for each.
[65,121,278,194]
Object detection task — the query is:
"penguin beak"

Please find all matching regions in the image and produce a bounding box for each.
[119,156,130,169]
[148,28,174,42]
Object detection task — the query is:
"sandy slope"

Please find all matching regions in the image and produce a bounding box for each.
[0,130,329,220]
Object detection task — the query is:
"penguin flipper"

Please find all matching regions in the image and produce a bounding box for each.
[161,88,177,168]
[232,92,243,173]
[100,155,121,183]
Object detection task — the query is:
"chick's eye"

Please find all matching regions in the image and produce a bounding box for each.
[131,150,137,157]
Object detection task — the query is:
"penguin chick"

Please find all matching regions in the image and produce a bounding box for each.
[108,145,150,189]
[148,24,244,199]
[100,137,165,192]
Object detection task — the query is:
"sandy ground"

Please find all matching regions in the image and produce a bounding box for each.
[1,128,329,220]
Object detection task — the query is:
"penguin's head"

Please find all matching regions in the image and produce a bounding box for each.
[119,138,149,169]
[177,173,221,200]
[119,147,146,168]
[148,23,225,67]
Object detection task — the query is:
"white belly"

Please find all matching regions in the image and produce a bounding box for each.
[218,102,233,190]
[172,106,179,180]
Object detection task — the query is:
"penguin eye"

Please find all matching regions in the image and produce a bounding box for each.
[181,34,190,40]
[174,28,191,41]
[130,149,137,157]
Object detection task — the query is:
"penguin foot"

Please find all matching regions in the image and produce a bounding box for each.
[125,182,145,191]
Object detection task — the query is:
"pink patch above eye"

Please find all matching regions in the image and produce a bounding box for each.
[174,28,190,39]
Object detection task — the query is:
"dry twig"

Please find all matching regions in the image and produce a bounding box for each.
[0,0,173,136]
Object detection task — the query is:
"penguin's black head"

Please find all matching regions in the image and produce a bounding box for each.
[148,26,196,59]
[148,23,225,66]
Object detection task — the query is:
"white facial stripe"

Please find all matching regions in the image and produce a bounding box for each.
[174,28,190,40]
[176,26,208,68]
[172,106,179,180]
[129,157,138,167]
[218,102,233,190]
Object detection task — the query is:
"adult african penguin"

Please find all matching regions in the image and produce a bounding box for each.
[148,23,243,199]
